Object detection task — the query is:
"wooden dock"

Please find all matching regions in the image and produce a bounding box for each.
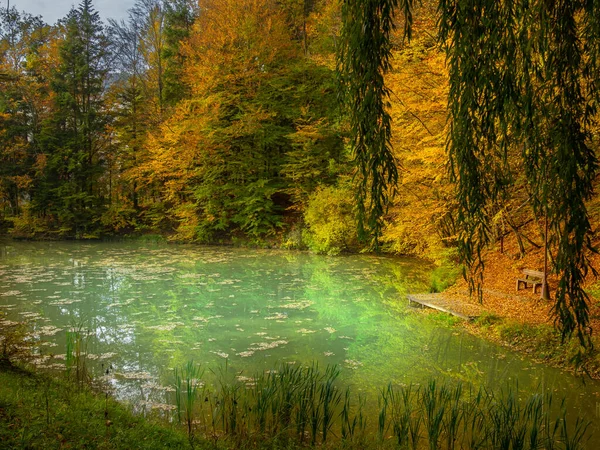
[407,293,483,321]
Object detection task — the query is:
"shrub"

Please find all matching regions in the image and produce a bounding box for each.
[303,184,357,255]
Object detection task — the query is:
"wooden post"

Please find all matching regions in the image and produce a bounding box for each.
[542,213,550,300]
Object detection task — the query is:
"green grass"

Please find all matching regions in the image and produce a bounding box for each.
[0,361,191,449]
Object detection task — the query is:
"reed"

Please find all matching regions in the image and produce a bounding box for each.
[64,321,91,387]
[174,361,205,438]
[163,361,593,449]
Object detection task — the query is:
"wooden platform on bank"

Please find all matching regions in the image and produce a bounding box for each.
[407,293,483,321]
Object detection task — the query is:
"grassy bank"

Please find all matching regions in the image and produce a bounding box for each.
[464,314,600,378]
[0,361,194,449]
[0,356,593,450]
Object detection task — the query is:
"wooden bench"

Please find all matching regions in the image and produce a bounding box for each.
[516,269,544,294]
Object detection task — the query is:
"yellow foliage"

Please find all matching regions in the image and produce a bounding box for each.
[382,27,453,261]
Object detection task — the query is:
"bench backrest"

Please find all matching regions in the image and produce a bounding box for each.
[522,269,544,279]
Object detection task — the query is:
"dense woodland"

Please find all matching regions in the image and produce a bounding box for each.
[0,0,452,257]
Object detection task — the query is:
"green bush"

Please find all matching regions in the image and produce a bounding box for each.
[303,184,357,255]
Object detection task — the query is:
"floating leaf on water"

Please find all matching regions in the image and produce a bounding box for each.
[296,328,316,335]
[208,338,216,342]
[0,291,21,296]
[37,326,62,336]
[19,312,42,319]
[49,299,81,306]
[32,355,51,364]
[237,350,255,357]
[0,319,19,326]
[236,375,254,383]
[116,371,153,380]
[34,363,65,370]
[249,340,288,351]
[279,300,313,310]
[344,359,363,369]
[339,336,353,340]
[255,332,267,336]
[265,312,287,320]
[145,402,177,411]
[210,350,229,359]
[324,352,335,357]
[147,322,184,332]
[324,327,337,334]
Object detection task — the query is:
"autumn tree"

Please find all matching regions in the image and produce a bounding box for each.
[131,0,167,117]
[107,11,153,227]
[162,0,198,106]
[134,0,345,241]
[0,8,50,220]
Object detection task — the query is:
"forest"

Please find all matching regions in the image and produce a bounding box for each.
[0,0,450,255]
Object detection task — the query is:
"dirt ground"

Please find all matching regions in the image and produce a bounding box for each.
[441,233,600,360]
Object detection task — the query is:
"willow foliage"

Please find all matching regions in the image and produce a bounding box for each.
[340,0,600,345]
[438,0,600,345]
[338,0,416,249]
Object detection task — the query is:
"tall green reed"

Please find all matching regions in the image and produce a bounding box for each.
[164,362,592,450]
[174,361,205,438]
[65,320,91,387]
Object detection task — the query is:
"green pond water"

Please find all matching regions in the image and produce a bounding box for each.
[1,241,599,439]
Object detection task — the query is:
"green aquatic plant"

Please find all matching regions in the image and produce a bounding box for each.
[174,360,205,438]
[65,320,91,387]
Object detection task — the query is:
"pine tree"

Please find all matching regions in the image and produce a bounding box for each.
[35,0,110,237]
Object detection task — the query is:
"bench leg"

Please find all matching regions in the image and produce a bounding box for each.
[516,279,528,291]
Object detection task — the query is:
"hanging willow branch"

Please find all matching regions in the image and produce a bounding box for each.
[338,0,415,250]
[340,0,599,345]
[439,0,600,346]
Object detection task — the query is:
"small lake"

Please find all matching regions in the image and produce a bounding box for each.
[1,241,599,440]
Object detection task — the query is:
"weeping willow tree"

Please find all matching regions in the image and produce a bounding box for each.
[338,0,416,249]
[339,0,600,346]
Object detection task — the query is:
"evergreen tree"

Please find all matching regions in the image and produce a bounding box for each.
[162,0,198,106]
[35,0,110,237]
